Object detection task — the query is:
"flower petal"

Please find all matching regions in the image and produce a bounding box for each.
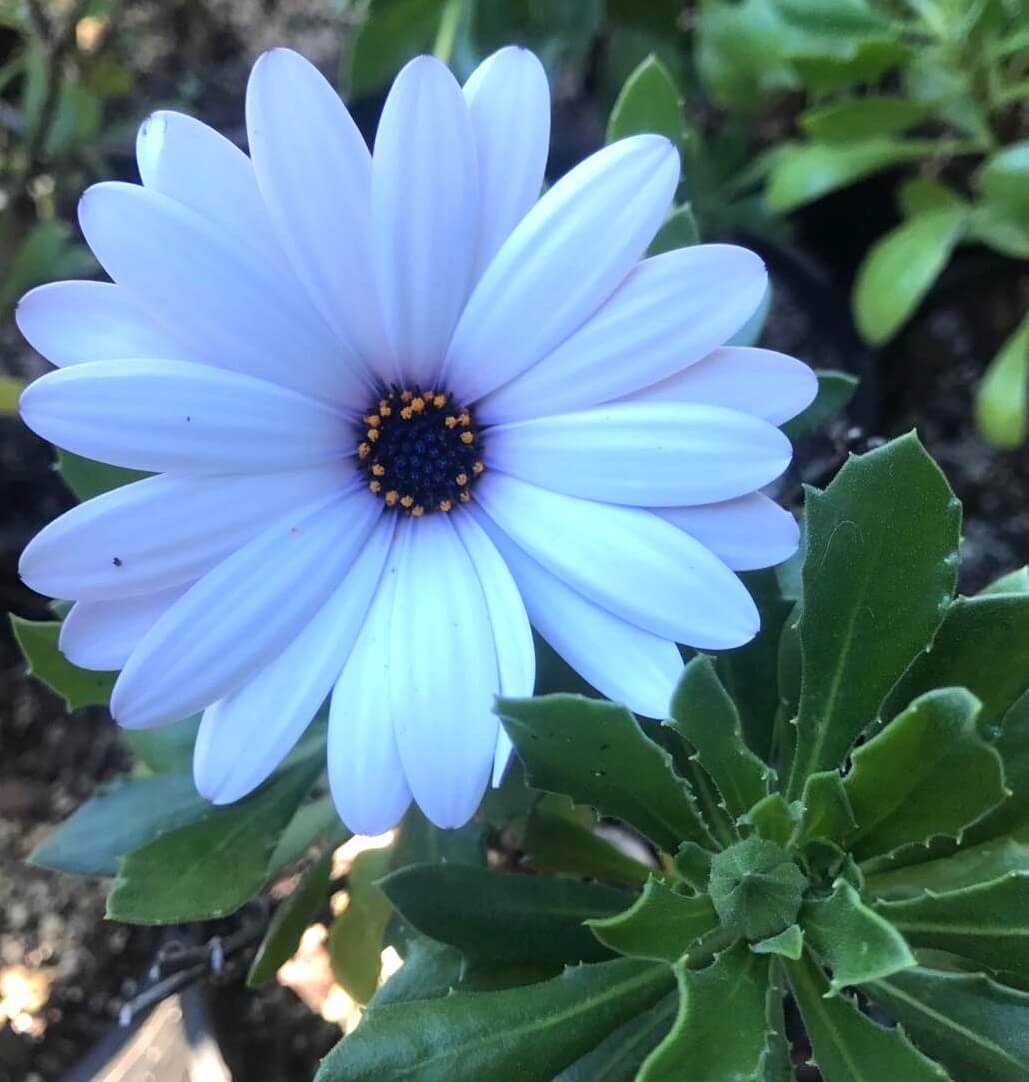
[20,464,352,602]
[136,110,281,266]
[111,488,381,728]
[389,515,498,828]
[469,505,682,718]
[246,49,387,377]
[452,508,535,785]
[19,359,349,474]
[328,530,412,835]
[442,134,679,404]
[59,586,188,671]
[463,46,550,276]
[16,281,187,367]
[485,402,792,505]
[372,56,478,388]
[78,181,361,406]
[659,494,800,572]
[474,472,758,649]
[194,515,393,805]
[478,245,768,423]
[626,346,818,426]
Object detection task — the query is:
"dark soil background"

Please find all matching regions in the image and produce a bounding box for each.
[1,3,1027,1081]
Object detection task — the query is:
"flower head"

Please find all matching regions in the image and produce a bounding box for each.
[16,47,816,832]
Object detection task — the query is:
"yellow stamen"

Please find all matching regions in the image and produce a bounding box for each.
[458,411,471,426]
[410,396,425,413]
[445,415,459,429]
[438,499,453,512]
[369,480,382,494]
[364,414,381,427]
[400,495,414,509]
[460,431,474,444]
[456,473,468,487]
[433,393,447,408]
[371,464,385,477]
[411,505,425,517]
[385,490,399,506]
[400,390,413,402]
[358,442,370,459]
[459,490,471,502]
[400,406,414,420]
[367,428,380,442]
[472,461,485,475]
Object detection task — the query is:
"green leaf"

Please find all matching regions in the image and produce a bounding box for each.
[979,141,1029,217]
[874,873,1029,980]
[329,846,394,1004]
[56,448,148,502]
[970,690,1029,843]
[976,310,1029,450]
[886,594,1029,732]
[853,208,967,345]
[368,936,463,1009]
[967,203,1029,260]
[11,615,115,710]
[786,952,950,1082]
[765,139,928,212]
[1,220,96,313]
[867,966,1029,1082]
[790,36,908,94]
[29,772,207,877]
[742,792,801,846]
[248,850,332,986]
[381,864,630,970]
[268,787,343,874]
[802,879,915,991]
[123,715,200,774]
[667,656,772,819]
[637,946,770,1082]
[845,688,1005,860]
[314,957,674,1082]
[673,841,713,892]
[554,994,678,1082]
[107,758,320,924]
[899,177,967,218]
[792,771,856,848]
[709,838,808,941]
[0,375,23,413]
[646,203,699,255]
[607,54,684,149]
[391,804,485,870]
[800,97,927,142]
[752,924,805,960]
[786,434,961,798]
[497,695,715,851]
[588,876,718,963]
[781,370,858,441]
[523,804,652,887]
[981,566,1029,597]
[343,0,446,97]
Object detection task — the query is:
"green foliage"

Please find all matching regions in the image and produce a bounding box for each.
[10,615,115,709]
[606,55,685,150]
[708,838,808,941]
[329,847,395,1004]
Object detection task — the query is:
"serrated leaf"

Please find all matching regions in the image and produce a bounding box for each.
[314,957,674,1082]
[588,876,718,963]
[637,945,770,1082]
[743,792,801,846]
[247,849,332,987]
[11,615,115,710]
[792,771,856,848]
[329,846,394,1004]
[673,841,713,892]
[56,448,148,502]
[969,690,1029,843]
[554,993,677,1082]
[381,864,630,971]
[799,96,927,141]
[781,369,858,442]
[802,879,915,991]
[760,963,794,1081]
[497,695,715,852]
[107,758,320,924]
[607,54,685,148]
[523,804,652,887]
[668,655,772,818]
[752,924,804,960]
[844,688,1006,860]
[885,594,1029,731]
[786,434,961,798]
[29,772,207,877]
[874,873,1029,980]
[647,203,699,254]
[867,966,1029,1082]
[368,936,463,1009]
[709,838,808,941]
[976,310,1029,450]
[786,952,949,1082]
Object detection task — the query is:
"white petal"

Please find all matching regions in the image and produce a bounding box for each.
[463,47,550,276]
[442,135,679,404]
[486,402,792,505]
[19,359,349,474]
[246,49,387,377]
[136,110,281,266]
[475,472,758,650]
[659,494,800,572]
[372,56,478,388]
[478,245,768,423]
[452,508,535,785]
[626,346,818,426]
[389,515,498,828]
[59,586,188,670]
[16,282,188,367]
[78,182,362,406]
[20,464,352,602]
[194,516,393,805]
[328,530,412,835]
[111,488,381,728]
[469,505,682,718]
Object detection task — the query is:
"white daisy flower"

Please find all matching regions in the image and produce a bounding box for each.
[16,47,816,832]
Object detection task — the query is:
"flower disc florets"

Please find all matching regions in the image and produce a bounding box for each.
[357,386,484,516]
